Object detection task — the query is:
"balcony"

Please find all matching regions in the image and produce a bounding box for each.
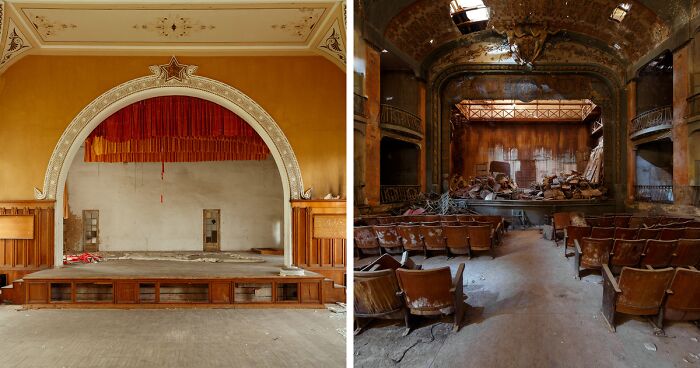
[380,185,421,204]
[354,93,367,119]
[634,185,674,204]
[630,106,672,140]
[380,104,423,139]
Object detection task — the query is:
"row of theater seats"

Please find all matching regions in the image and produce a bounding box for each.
[354,253,465,335]
[355,214,503,228]
[354,215,505,259]
[602,265,699,331]
[573,237,700,279]
[585,215,699,229]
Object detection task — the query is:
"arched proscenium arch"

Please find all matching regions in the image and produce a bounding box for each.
[35,62,304,268]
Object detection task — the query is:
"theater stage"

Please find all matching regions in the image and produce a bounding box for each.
[5,252,334,309]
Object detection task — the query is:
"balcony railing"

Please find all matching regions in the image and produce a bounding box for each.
[380,185,421,204]
[634,185,674,204]
[380,104,423,138]
[630,106,672,139]
[688,93,700,119]
[354,93,367,118]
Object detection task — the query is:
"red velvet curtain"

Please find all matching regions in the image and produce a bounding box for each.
[84,96,270,162]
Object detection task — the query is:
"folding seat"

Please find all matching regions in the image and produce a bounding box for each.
[613,227,638,240]
[396,263,466,333]
[659,228,684,240]
[420,221,440,226]
[441,221,461,227]
[670,239,700,267]
[643,217,661,228]
[637,228,661,240]
[573,237,613,279]
[406,215,423,223]
[422,215,441,222]
[613,216,632,228]
[609,239,647,273]
[354,269,407,335]
[640,240,678,268]
[590,227,615,238]
[601,265,674,332]
[372,225,404,255]
[659,267,700,328]
[456,214,472,223]
[586,217,604,227]
[552,212,572,245]
[395,224,424,255]
[363,217,380,226]
[683,227,700,239]
[443,225,470,258]
[481,216,504,236]
[627,217,645,228]
[419,225,447,257]
[354,226,381,257]
[597,217,615,227]
[467,225,495,258]
[563,225,591,257]
[440,215,458,223]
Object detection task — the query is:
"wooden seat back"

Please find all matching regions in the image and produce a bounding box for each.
[683,227,700,239]
[590,226,615,238]
[354,269,403,317]
[441,221,461,226]
[579,237,614,269]
[419,225,447,251]
[659,228,684,240]
[372,225,403,253]
[613,227,638,240]
[552,212,571,231]
[640,240,678,268]
[664,268,700,321]
[376,217,394,224]
[627,217,645,228]
[613,216,631,228]
[456,214,472,223]
[586,217,604,227]
[616,267,674,315]
[354,226,380,254]
[610,239,646,268]
[440,215,458,222]
[422,215,441,222]
[643,217,661,228]
[396,266,455,315]
[670,239,700,267]
[467,225,493,251]
[443,225,470,255]
[396,225,424,251]
[565,225,591,247]
[420,221,440,226]
[637,228,661,240]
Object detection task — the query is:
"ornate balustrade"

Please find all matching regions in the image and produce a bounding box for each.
[634,185,674,204]
[380,104,423,138]
[354,93,367,118]
[630,106,672,139]
[380,185,421,204]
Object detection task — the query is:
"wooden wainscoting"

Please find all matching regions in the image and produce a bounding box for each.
[0,201,55,284]
[291,200,347,286]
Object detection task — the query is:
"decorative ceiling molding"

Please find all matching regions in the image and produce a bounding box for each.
[0,18,31,68]
[311,1,345,70]
[495,23,558,67]
[132,15,216,39]
[0,1,346,74]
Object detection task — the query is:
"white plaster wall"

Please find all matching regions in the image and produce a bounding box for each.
[66,147,283,251]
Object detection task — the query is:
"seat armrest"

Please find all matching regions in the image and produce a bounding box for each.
[452,263,465,288]
[690,266,698,271]
[602,264,621,293]
[574,239,582,254]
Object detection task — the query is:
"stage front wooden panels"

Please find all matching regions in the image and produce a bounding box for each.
[21,277,325,309]
[292,200,346,286]
[0,201,55,284]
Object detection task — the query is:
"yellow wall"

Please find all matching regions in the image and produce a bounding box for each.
[0,55,346,200]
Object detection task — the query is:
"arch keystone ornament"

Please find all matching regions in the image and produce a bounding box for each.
[37,56,305,267]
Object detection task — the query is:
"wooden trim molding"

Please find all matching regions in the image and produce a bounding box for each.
[0,202,55,283]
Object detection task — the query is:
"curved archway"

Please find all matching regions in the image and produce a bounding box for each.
[35,59,304,267]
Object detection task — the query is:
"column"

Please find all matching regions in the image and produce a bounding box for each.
[672,45,691,205]
[364,45,382,206]
[626,80,637,205]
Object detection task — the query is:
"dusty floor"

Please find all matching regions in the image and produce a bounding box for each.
[354,230,700,368]
[0,306,346,368]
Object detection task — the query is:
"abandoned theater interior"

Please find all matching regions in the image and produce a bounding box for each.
[0,0,347,367]
[353,0,700,367]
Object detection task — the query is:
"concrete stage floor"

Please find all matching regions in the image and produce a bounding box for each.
[25,253,323,279]
[0,306,346,367]
[354,230,700,368]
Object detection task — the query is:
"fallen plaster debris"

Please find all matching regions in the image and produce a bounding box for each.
[692,337,698,342]
[644,343,657,352]
[336,328,347,338]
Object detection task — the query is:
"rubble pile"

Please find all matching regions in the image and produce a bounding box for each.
[519,171,607,200]
[449,171,607,201]
[449,173,519,200]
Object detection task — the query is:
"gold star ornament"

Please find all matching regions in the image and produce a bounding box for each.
[159,56,187,82]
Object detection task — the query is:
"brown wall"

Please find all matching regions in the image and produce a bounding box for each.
[451,121,592,186]
[0,55,345,200]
